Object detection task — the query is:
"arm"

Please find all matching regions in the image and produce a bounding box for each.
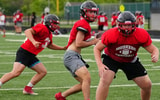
[94,41,109,77]
[144,44,159,63]
[75,31,99,48]
[24,28,41,48]
[47,43,66,50]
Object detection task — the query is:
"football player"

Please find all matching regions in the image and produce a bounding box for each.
[55,1,99,100]
[0,10,6,37]
[0,14,66,95]
[97,11,108,32]
[94,11,159,100]
[111,12,117,28]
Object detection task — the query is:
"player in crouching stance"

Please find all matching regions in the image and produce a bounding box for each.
[55,1,99,100]
[94,11,159,100]
[0,14,66,95]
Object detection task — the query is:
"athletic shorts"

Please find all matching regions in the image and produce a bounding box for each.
[102,54,147,80]
[15,47,40,68]
[0,25,5,30]
[98,25,103,31]
[63,50,89,77]
[16,21,22,27]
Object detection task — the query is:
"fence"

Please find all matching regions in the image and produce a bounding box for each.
[5,2,150,27]
[64,2,150,20]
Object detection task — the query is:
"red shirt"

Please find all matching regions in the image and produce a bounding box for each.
[21,24,53,55]
[111,15,117,26]
[101,27,152,62]
[66,19,91,48]
[138,15,144,25]
[15,12,23,22]
[97,15,108,26]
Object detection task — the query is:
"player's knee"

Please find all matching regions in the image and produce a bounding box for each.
[40,70,47,76]
[100,77,112,86]
[142,81,152,91]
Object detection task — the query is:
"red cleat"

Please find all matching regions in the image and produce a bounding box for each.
[2,35,5,37]
[55,92,66,100]
[23,86,38,95]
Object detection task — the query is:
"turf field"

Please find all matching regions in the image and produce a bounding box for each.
[0,33,160,100]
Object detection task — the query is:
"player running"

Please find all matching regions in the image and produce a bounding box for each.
[0,14,66,95]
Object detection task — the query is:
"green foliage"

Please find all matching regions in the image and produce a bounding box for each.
[0,0,150,16]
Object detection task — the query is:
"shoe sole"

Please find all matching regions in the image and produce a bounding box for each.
[23,91,38,95]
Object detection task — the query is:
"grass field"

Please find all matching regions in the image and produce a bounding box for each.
[0,33,160,100]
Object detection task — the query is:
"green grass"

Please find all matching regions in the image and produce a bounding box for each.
[0,33,160,100]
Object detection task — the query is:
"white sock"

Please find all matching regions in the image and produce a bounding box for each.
[0,81,3,87]
[27,82,34,87]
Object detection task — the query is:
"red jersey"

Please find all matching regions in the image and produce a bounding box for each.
[66,19,91,48]
[21,24,53,55]
[97,15,108,26]
[138,15,144,25]
[111,15,117,26]
[101,27,152,62]
[15,12,23,22]
[41,14,45,24]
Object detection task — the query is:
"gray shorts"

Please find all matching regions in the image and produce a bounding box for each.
[63,50,89,77]
[0,25,5,30]
[16,21,22,27]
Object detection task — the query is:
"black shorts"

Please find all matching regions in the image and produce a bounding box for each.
[98,25,103,31]
[15,47,40,68]
[102,55,147,80]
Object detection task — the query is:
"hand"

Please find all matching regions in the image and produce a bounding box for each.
[33,41,41,48]
[92,37,100,45]
[63,46,67,50]
[95,31,105,39]
[151,54,159,63]
[98,64,109,77]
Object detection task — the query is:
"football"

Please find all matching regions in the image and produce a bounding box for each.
[95,31,105,39]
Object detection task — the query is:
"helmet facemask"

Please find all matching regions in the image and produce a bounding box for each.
[118,22,136,36]
[44,14,60,32]
[48,20,60,32]
[82,8,98,22]
[80,1,99,22]
[117,11,136,37]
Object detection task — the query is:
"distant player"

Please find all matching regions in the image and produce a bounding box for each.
[55,1,99,100]
[15,10,23,34]
[0,14,66,95]
[111,12,117,28]
[0,10,6,37]
[94,11,159,100]
[138,11,145,28]
[97,11,108,32]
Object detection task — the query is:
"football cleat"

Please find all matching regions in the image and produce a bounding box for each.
[2,35,5,37]
[23,86,38,95]
[55,92,66,100]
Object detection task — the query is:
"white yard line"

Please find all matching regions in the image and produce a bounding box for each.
[0,82,160,91]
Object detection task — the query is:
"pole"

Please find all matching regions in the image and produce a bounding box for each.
[56,0,59,14]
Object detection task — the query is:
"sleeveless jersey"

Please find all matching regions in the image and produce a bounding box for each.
[66,19,91,48]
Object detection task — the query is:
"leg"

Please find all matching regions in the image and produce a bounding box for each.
[29,63,47,85]
[23,63,47,95]
[133,75,152,100]
[58,66,91,100]
[0,62,25,85]
[75,66,91,100]
[2,29,6,37]
[96,70,115,100]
